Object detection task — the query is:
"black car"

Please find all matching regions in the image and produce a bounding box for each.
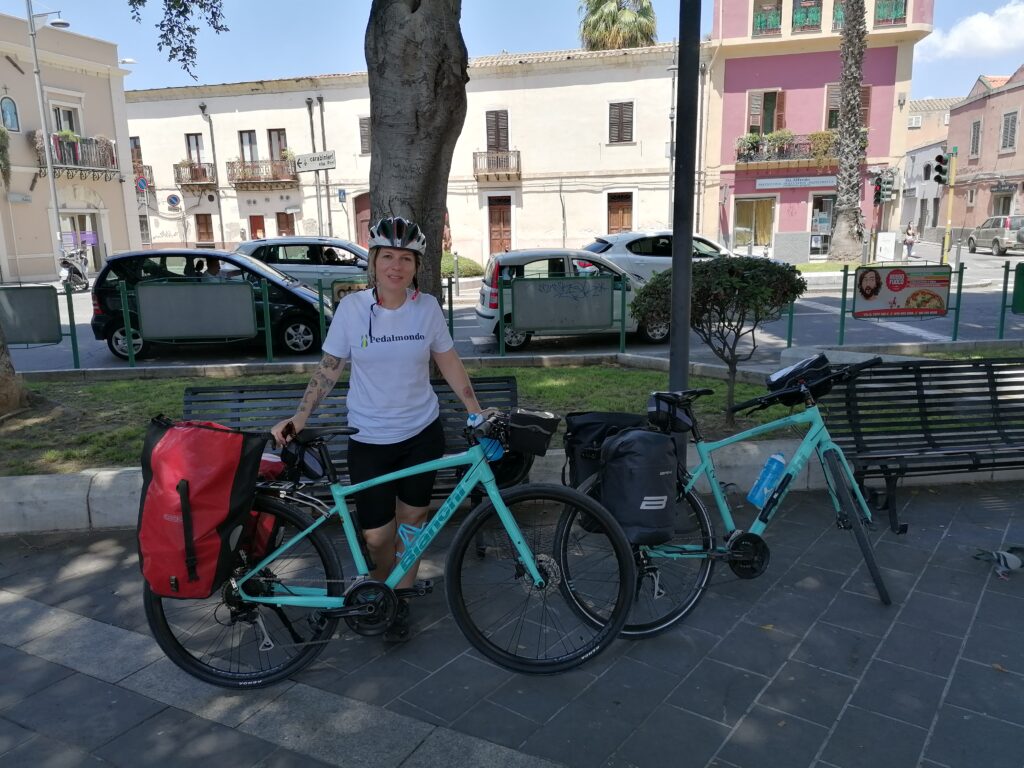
[90,249,333,360]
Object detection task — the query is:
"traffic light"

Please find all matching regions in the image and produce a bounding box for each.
[880,171,894,200]
[933,153,949,185]
[872,174,883,205]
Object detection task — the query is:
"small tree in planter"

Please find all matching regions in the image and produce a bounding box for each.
[808,130,835,167]
[763,128,794,159]
[735,132,762,161]
[631,257,807,424]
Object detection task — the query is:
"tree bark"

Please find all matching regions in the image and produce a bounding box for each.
[365,0,469,299]
[0,323,29,416]
[828,0,867,262]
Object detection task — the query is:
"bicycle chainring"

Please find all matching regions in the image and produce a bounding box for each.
[343,579,398,636]
[727,532,771,579]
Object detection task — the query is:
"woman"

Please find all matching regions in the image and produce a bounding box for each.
[903,224,917,260]
[271,215,483,642]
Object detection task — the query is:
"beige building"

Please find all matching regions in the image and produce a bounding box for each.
[0,13,139,283]
[126,44,680,265]
[904,97,958,151]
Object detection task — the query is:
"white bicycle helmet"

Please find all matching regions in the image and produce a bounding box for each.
[367,216,427,255]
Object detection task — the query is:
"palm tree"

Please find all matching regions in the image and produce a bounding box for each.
[579,0,657,50]
[828,0,867,261]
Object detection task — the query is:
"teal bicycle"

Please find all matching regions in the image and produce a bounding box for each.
[564,356,902,639]
[143,411,636,688]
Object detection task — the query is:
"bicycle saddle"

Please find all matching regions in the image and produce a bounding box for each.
[650,388,714,405]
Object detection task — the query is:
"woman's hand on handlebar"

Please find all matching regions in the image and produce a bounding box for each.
[271,415,306,447]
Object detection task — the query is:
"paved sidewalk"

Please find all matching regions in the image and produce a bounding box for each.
[1,481,1023,767]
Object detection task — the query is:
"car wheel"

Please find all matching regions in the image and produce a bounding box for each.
[967,238,976,254]
[277,315,320,354]
[993,239,1007,256]
[638,320,670,344]
[495,318,531,351]
[106,324,149,360]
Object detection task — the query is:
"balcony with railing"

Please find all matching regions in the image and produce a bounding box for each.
[34,132,120,180]
[874,0,907,26]
[735,129,869,168]
[473,150,521,181]
[226,159,298,188]
[792,0,822,32]
[174,162,217,186]
[832,3,845,31]
[752,3,782,36]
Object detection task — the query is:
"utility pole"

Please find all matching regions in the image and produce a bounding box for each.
[317,96,334,237]
[666,40,678,224]
[306,97,323,235]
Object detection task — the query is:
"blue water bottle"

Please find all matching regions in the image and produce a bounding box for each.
[747,452,785,508]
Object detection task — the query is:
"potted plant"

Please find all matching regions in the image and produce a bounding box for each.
[735,132,762,161]
[55,129,80,143]
[763,129,794,159]
[808,130,835,167]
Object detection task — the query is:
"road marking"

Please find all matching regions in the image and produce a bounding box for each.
[799,299,949,342]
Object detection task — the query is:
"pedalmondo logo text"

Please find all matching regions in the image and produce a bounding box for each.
[360,332,426,347]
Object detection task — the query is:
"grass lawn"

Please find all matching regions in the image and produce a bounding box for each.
[919,346,1024,360]
[1,365,793,476]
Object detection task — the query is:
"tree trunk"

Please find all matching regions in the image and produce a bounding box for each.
[725,361,738,427]
[0,326,29,416]
[365,0,469,299]
[828,0,867,262]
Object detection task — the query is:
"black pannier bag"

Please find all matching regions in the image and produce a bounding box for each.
[507,408,561,456]
[598,428,677,545]
[766,353,832,406]
[563,411,648,487]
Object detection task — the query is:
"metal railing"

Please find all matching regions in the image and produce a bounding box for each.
[174,162,217,185]
[832,4,845,30]
[792,0,822,31]
[226,159,297,184]
[472,150,521,179]
[48,134,118,171]
[752,6,782,36]
[874,0,907,26]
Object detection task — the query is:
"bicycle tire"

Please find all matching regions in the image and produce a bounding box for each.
[143,496,343,688]
[567,470,717,638]
[445,483,634,674]
[822,449,891,606]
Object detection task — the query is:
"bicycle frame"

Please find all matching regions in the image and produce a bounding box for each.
[234,443,545,608]
[667,403,872,554]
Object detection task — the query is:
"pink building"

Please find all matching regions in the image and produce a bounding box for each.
[701,0,933,261]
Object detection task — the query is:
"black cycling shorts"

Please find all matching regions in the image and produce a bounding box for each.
[346,418,446,530]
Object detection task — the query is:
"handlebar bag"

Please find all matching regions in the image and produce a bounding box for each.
[598,428,676,546]
[563,411,648,487]
[138,417,265,599]
[766,353,832,406]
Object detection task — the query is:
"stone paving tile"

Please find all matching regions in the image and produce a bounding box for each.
[742,587,828,637]
[330,654,429,707]
[932,539,995,573]
[843,565,917,605]
[399,654,514,724]
[0,717,36,756]
[386,614,476,673]
[0,644,73,710]
[867,539,934,574]
[716,704,829,768]
[961,623,1024,676]
[792,623,881,678]
[384,697,449,727]
[924,705,1024,768]
[798,535,864,574]
[0,589,82,647]
[0,733,111,767]
[622,625,718,678]
[914,563,988,604]
[675,592,748,637]
[974,591,1024,635]
[820,706,927,768]
[763,519,829,553]
[93,706,278,767]
[614,704,731,768]
[756,660,856,728]
[3,673,165,751]
[487,666,596,724]
[899,591,978,638]
[252,747,338,768]
[451,699,540,750]
[402,727,564,768]
[818,590,897,638]
[848,659,947,729]
[667,659,767,726]
[708,621,801,678]
[945,659,1024,727]
[875,622,963,678]
[941,519,1006,546]
[773,564,848,605]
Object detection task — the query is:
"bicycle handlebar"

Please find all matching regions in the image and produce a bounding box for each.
[728,356,883,414]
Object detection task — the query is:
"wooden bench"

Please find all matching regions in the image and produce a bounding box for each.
[182,376,533,498]
[818,357,1024,516]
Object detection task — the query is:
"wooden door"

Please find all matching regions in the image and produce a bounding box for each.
[276,212,295,236]
[248,215,265,240]
[354,193,371,249]
[488,196,512,254]
[607,193,633,234]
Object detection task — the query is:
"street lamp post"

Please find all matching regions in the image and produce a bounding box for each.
[198,102,226,248]
[26,0,70,276]
[306,97,323,235]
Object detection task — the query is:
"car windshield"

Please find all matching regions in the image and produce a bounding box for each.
[583,240,612,254]
[226,252,298,283]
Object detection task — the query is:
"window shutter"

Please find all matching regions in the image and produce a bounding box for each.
[859,86,871,126]
[359,117,371,155]
[971,121,981,155]
[621,102,633,142]
[486,110,509,151]
[825,83,842,111]
[748,91,763,132]
[609,102,633,143]
[774,91,786,130]
[1002,113,1017,149]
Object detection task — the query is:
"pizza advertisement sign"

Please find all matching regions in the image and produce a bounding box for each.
[852,265,952,318]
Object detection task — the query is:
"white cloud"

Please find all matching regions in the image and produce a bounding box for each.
[916,1,1024,62]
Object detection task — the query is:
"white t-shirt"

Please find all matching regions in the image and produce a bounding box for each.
[321,288,454,444]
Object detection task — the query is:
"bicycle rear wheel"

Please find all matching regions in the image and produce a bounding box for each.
[822,449,891,606]
[143,496,343,688]
[445,483,634,674]
[568,471,717,638]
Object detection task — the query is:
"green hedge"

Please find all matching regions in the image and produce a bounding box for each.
[441,252,484,278]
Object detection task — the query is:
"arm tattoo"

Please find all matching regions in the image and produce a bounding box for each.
[296,354,344,418]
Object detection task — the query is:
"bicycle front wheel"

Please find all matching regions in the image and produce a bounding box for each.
[143,496,343,688]
[445,483,634,674]
[569,471,717,638]
[822,449,891,606]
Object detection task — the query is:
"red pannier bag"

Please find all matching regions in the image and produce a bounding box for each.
[138,417,266,598]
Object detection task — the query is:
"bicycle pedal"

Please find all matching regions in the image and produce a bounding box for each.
[395,579,433,598]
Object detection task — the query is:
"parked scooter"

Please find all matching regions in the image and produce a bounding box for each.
[59,247,90,292]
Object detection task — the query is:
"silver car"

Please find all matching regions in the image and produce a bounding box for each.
[235,236,368,295]
[966,215,1024,256]
[583,230,733,282]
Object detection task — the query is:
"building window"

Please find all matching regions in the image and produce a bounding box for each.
[276,212,295,236]
[129,136,143,165]
[747,90,786,134]
[923,162,932,181]
[139,215,151,244]
[753,0,782,36]
[908,115,922,128]
[238,130,258,161]
[826,84,870,128]
[359,117,370,155]
[185,133,203,163]
[1000,111,1018,151]
[52,105,78,133]
[967,189,976,207]
[943,112,949,125]
[1,97,19,131]
[607,192,633,233]
[792,0,822,32]
[608,102,634,144]
[970,121,981,156]
[268,129,287,160]
[195,213,214,243]
[486,110,509,151]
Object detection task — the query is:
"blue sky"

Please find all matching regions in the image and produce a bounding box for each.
[2,0,1021,99]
